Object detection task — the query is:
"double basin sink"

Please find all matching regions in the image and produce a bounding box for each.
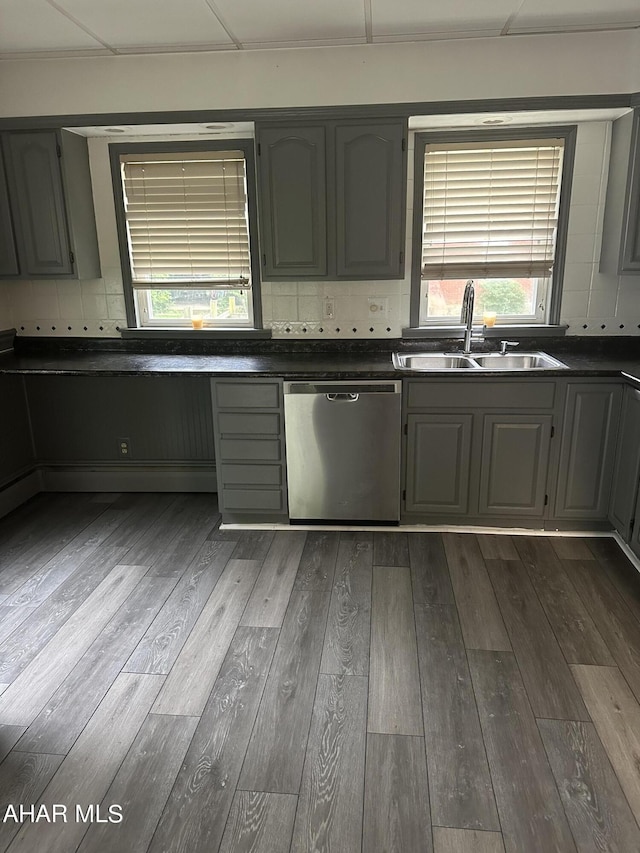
[393,352,568,371]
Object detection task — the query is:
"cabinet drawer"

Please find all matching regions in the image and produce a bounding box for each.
[219,463,282,487]
[214,382,280,410]
[219,438,281,462]
[406,380,556,410]
[221,488,284,512]
[217,412,280,436]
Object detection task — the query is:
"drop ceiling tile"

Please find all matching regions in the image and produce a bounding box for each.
[213,0,365,44]
[54,0,234,49]
[370,0,518,36]
[0,0,103,52]
[512,0,640,31]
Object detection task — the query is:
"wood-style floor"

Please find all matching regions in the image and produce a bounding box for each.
[1,493,640,852]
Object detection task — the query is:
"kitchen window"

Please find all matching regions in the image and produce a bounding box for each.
[110,140,262,330]
[410,127,576,329]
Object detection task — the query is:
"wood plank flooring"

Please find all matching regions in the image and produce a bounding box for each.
[1,495,640,852]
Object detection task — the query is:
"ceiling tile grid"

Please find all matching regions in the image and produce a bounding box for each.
[0,0,638,58]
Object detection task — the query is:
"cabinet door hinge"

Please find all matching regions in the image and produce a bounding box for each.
[262,253,266,266]
[403,423,408,435]
[544,494,549,506]
[69,250,75,265]
[257,143,261,155]
[402,137,406,151]
[550,425,555,438]
[402,489,406,501]
[56,145,62,159]
[399,251,404,266]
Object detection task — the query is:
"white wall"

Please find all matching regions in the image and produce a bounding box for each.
[0,30,639,118]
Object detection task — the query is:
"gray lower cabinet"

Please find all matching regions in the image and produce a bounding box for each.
[609,384,640,543]
[211,378,288,522]
[479,414,552,517]
[553,381,623,521]
[256,119,406,280]
[405,413,473,514]
[1,129,100,280]
[403,379,557,523]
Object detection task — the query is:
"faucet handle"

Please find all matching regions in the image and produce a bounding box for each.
[500,340,519,355]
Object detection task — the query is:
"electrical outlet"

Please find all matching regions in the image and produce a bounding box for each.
[323,297,335,320]
[118,438,132,459]
[368,297,389,318]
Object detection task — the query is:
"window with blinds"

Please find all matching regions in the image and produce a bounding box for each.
[120,150,251,288]
[421,138,564,281]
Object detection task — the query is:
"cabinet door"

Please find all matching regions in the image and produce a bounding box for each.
[609,386,640,539]
[0,146,19,277]
[5,131,73,277]
[554,383,623,520]
[478,414,552,517]
[257,126,327,278]
[405,413,473,515]
[621,111,640,272]
[631,484,640,559]
[335,122,405,278]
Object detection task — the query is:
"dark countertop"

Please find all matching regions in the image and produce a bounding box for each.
[1,348,640,384]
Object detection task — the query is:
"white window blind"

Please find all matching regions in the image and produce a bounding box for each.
[421,138,564,280]
[120,150,251,288]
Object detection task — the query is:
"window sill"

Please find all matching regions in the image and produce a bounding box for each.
[120,327,272,341]
[402,324,568,340]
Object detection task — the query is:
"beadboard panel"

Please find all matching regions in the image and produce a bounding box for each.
[26,375,215,463]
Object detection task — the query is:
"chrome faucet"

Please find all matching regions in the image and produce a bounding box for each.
[461,279,476,354]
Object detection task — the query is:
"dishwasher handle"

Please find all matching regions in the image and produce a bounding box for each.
[326,392,359,402]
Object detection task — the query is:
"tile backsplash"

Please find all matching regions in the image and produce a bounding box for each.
[1,120,640,338]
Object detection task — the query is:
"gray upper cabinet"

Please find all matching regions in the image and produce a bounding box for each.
[554,381,623,520]
[257,119,406,280]
[1,129,100,280]
[609,385,640,541]
[257,126,327,278]
[0,146,19,277]
[335,122,405,278]
[600,109,640,275]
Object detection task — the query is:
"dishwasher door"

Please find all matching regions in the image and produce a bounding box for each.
[284,380,402,522]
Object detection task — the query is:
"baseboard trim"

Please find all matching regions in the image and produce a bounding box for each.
[39,465,217,493]
[0,470,42,519]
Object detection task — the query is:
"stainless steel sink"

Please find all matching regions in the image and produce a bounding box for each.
[392,353,477,370]
[393,351,568,371]
[471,352,568,370]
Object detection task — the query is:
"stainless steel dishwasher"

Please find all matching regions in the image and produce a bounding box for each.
[284,380,402,522]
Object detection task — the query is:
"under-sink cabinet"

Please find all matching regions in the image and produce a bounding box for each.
[402,379,557,525]
[211,379,288,523]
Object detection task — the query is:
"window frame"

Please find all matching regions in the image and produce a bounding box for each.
[409,125,577,330]
[109,138,263,331]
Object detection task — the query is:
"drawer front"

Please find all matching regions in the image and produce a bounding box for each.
[218,412,281,436]
[221,488,284,511]
[214,381,280,409]
[406,380,556,410]
[219,463,282,487]
[219,438,282,462]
